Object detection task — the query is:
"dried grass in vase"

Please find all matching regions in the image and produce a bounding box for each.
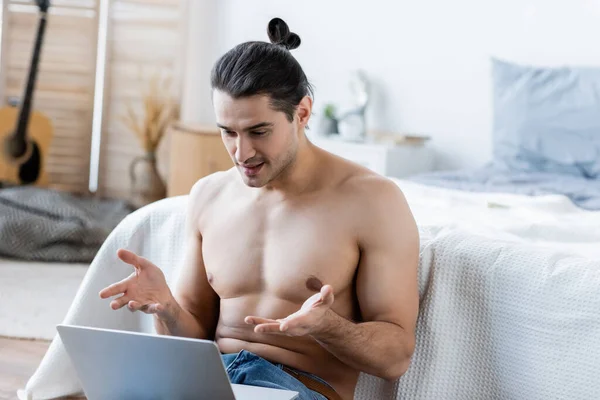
[120,73,180,155]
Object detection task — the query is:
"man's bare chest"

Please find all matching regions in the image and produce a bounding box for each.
[201,199,359,304]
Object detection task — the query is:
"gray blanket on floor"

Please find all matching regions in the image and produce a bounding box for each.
[0,186,133,263]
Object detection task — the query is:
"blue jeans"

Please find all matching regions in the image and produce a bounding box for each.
[221,350,333,400]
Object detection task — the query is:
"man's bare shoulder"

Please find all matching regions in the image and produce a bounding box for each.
[329,158,404,204]
[187,168,238,218]
[331,163,416,233]
[316,149,407,208]
[189,168,235,197]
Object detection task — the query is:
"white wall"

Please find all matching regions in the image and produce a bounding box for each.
[182,0,600,170]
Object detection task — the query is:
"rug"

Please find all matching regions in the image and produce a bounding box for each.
[0,258,88,340]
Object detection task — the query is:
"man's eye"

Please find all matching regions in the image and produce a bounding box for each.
[252,131,268,136]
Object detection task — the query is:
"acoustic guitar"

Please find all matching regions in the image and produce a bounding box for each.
[0,0,53,187]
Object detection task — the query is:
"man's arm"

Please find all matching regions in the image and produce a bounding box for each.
[155,179,220,340]
[310,177,420,381]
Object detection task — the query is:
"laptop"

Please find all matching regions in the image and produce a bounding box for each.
[56,324,298,400]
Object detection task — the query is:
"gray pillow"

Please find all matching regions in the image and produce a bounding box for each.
[492,58,600,179]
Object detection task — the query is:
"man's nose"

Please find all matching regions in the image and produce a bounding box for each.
[235,136,256,164]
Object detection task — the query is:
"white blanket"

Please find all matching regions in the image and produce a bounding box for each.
[398,179,600,259]
[18,181,600,399]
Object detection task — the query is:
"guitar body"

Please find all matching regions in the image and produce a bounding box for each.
[0,1,54,188]
[0,107,53,186]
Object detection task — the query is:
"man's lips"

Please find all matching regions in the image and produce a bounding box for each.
[240,163,264,176]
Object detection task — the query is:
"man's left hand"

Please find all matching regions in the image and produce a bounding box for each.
[245,285,334,336]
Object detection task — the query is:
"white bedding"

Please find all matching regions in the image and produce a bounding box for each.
[16,180,600,399]
[396,179,600,260]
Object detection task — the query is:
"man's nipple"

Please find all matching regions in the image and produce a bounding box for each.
[207,272,214,284]
[306,275,323,292]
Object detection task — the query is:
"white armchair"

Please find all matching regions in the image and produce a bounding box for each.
[18,195,600,399]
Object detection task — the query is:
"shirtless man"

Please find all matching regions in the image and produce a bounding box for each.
[99,18,419,400]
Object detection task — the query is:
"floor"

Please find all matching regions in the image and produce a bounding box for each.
[0,337,84,400]
[0,258,88,341]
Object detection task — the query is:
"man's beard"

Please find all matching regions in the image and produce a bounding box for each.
[244,147,296,188]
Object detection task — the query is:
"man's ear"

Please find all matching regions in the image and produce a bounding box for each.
[296,96,313,128]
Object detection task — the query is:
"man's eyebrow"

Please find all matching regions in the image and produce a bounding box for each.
[216,122,273,132]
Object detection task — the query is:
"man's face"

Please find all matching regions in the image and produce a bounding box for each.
[213,90,299,188]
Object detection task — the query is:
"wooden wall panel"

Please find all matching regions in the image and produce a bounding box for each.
[2,0,98,193]
[1,0,184,198]
[97,0,183,200]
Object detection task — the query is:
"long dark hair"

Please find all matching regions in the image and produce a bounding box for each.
[211,18,314,122]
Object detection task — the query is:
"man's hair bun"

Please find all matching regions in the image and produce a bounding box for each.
[267,17,301,50]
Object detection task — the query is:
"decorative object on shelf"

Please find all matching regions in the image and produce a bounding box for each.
[318,103,340,135]
[320,70,371,142]
[342,69,370,141]
[121,72,180,208]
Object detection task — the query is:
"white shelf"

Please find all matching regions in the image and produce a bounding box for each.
[309,135,435,179]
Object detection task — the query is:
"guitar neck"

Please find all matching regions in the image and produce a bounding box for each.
[14,10,48,141]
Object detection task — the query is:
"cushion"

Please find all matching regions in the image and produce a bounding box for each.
[491,58,600,179]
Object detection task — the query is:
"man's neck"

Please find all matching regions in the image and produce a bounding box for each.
[262,135,321,196]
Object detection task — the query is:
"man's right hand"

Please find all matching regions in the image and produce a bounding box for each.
[99,249,176,320]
